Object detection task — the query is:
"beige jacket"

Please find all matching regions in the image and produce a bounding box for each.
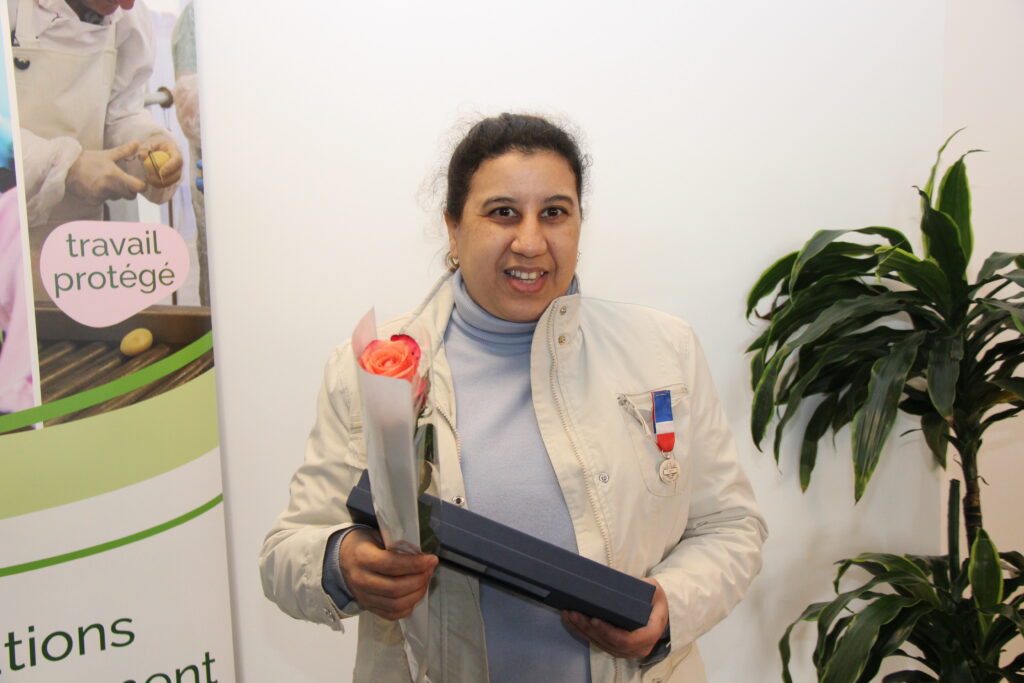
[260,275,767,682]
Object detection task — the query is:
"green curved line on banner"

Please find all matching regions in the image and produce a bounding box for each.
[0,331,213,434]
[0,494,223,578]
[1,371,219,519]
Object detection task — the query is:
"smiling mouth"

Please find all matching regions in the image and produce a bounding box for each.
[504,268,549,292]
[505,268,544,282]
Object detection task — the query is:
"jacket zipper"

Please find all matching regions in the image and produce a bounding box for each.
[434,401,462,469]
[431,398,466,683]
[546,306,622,683]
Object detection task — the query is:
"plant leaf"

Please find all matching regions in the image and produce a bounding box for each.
[876,246,953,313]
[981,299,1024,334]
[800,393,840,490]
[882,672,937,682]
[921,413,949,468]
[780,600,830,683]
[761,278,880,353]
[977,251,1024,282]
[851,332,927,501]
[992,377,1024,402]
[927,335,962,418]
[746,251,797,317]
[833,377,870,433]
[751,351,785,449]
[1001,653,1024,680]
[1003,268,1024,289]
[1001,550,1024,574]
[937,153,976,262]
[982,601,1024,659]
[821,594,921,683]
[981,406,1023,429]
[772,354,829,461]
[814,572,926,677]
[923,128,964,200]
[919,196,968,287]
[790,227,911,286]
[969,528,1004,611]
[985,603,1024,641]
[861,601,936,682]
[847,553,939,605]
[790,293,916,350]
[773,337,881,462]
[948,480,961,587]
[823,614,857,674]
[751,293,913,448]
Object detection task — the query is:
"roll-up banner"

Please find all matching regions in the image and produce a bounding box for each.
[0,2,235,681]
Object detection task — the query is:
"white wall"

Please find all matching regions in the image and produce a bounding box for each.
[195,1,1021,680]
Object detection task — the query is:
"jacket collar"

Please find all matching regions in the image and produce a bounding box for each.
[404,271,584,352]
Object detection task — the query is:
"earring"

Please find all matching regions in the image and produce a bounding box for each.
[446,252,460,270]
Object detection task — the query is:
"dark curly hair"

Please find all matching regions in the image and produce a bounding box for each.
[444,113,586,223]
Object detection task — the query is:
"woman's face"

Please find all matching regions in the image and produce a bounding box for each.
[445,150,581,323]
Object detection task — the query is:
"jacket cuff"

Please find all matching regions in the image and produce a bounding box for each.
[639,623,672,668]
[321,525,370,616]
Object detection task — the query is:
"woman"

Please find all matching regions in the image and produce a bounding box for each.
[260,114,766,682]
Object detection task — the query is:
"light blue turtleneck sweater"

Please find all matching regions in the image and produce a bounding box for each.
[444,271,590,683]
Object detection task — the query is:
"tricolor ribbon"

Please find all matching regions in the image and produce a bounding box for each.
[651,389,675,452]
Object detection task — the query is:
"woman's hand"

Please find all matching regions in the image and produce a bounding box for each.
[138,136,183,188]
[338,527,438,621]
[561,578,669,659]
[66,143,147,203]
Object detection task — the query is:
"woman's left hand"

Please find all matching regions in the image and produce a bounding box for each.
[561,578,668,659]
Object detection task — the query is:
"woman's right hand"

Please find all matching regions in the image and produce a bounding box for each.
[339,527,438,621]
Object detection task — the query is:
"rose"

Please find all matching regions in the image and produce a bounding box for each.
[359,334,428,412]
[359,334,420,380]
[357,328,437,551]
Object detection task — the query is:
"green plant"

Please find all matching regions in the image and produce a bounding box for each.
[779,480,1024,682]
[747,132,1024,681]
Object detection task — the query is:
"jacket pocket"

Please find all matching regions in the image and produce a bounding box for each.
[617,383,689,497]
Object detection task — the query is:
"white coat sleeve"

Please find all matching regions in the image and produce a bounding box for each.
[648,330,767,652]
[18,128,82,225]
[0,190,34,413]
[104,10,179,205]
[259,345,368,630]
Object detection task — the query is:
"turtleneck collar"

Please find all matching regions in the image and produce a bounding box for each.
[449,270,578,348]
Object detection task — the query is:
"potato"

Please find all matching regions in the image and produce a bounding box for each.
[120,328,153,356]
[143,150,170,177]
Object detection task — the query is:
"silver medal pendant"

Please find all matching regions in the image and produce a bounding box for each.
[659,458,680,483]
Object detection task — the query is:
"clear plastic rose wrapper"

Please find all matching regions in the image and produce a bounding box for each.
[351,309,440,683]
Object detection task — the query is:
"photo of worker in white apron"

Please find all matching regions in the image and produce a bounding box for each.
[5,0,214,425]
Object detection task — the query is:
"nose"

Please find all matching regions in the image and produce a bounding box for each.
[511,216,546,258]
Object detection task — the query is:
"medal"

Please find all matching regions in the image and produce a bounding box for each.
[651,390,675,452]
[651,390,680,484]
[659,458,680,483]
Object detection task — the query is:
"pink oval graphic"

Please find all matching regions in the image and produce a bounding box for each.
[39,221,190,328]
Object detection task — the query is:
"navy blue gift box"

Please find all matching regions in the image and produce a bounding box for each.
[346,469,654,631]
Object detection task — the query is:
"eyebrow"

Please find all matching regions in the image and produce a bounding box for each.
[481,196,517,209]
[480,194,577,208]
[545,194,577,206]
